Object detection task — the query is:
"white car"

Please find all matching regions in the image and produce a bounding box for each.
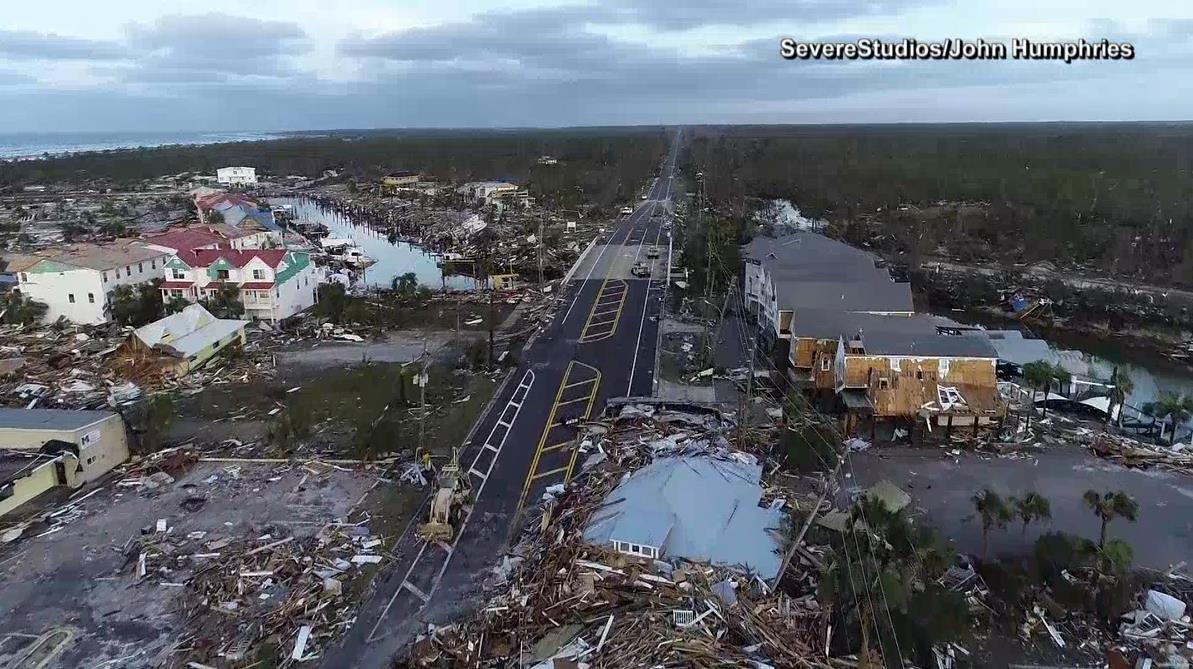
[620,206,633,215]
[640,194,648,200]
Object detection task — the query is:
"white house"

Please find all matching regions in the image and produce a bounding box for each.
[741,232,913,349]
[459,181,519,202]
[14,242,172,324]
[161,248,319,322]
[216,167,257,186]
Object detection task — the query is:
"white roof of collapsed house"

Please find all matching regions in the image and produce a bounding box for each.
[584,455,783,579]
[0,407,115,431]
[134,304,247,359]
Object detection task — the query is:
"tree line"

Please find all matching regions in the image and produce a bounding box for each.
[684,123,1193,287]
[0,129,668,214]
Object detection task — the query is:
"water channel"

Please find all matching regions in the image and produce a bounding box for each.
[270,196,478,291]
[941,308,1193,419]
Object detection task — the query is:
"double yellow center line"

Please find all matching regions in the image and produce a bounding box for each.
[517,360,601,509]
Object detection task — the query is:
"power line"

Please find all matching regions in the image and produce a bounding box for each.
[722,284,907,667]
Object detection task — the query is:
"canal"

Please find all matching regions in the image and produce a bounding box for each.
[942,308,1193,416]
[271,196,478,291]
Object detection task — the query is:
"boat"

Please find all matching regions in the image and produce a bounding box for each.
[316,237,375,268]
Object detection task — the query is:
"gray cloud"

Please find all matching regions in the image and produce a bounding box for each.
[0,71,36,86]
[0,29,127,60]
[613,0,936,30]
[1,7,1189,132]
[122,12,310,80]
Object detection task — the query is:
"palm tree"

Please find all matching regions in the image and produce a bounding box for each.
[972,488,1012,561]
[1022,360,1054,421]
[1108,369,1134,427]
[1082,489,1139,548]
[1012,492,1052,536]
[1152,392,1193,445]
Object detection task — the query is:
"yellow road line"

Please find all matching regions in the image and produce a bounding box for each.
[541,441,573,453]
[531,466,570,481]
[579,279,628,343]
[517,361,601,509]
[564,377,601,481]
[554,396,591,409]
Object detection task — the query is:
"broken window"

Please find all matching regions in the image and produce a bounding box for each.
[938,385,967,408]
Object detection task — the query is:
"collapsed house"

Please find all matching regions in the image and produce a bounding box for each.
[0,407,129,517]
[127,303,248,377]
[584,453,782,579]
[406,404,827,668]
[787,309,1002,435]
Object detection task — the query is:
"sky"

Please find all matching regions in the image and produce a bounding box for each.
[0,0,1190,133]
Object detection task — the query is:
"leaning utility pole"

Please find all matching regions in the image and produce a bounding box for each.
[538,213,545,288]
[416,339,429,452]
[739,339,756,447]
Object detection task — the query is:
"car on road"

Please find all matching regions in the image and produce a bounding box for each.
[640,194,648,200]
[630,262,651,277]
[646,245,660,259]
[620,206,633,215]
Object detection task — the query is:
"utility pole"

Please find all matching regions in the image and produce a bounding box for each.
[538,212,545,288]
[701,176,713,302]
[416,339,429,453]
[739,339,756,448]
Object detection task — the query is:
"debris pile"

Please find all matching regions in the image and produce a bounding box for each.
[403,402,830,668]
[1089,433,1193,475]
[129,508,383,666]
[1118,566,1193,667]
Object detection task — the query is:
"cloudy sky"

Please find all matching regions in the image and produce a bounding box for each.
[0,0,1189,133]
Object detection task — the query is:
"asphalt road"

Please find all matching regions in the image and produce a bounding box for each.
[848,445,1193,571]
[323,136,681,667]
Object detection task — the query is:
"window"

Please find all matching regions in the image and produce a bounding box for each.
[171,289,183,297]
[138,262,143,273]
[217,269,230,280]
[212,342,220,350]
[173,269,186,280]
[253,269,265,280]
[19,272,27,282]
[101,271,107,283]
[87,293,95,303]
[125,266,131,278]
[151,260,156,269]
[820,355,830,372]
[68,293,75,303]
[878,377,890,390]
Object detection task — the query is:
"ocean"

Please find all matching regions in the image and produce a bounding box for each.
[0,131,286,160]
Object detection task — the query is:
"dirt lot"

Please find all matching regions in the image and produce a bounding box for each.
[0,461,375,668]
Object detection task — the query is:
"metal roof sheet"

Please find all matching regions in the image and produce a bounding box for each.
[584,455,782,579]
